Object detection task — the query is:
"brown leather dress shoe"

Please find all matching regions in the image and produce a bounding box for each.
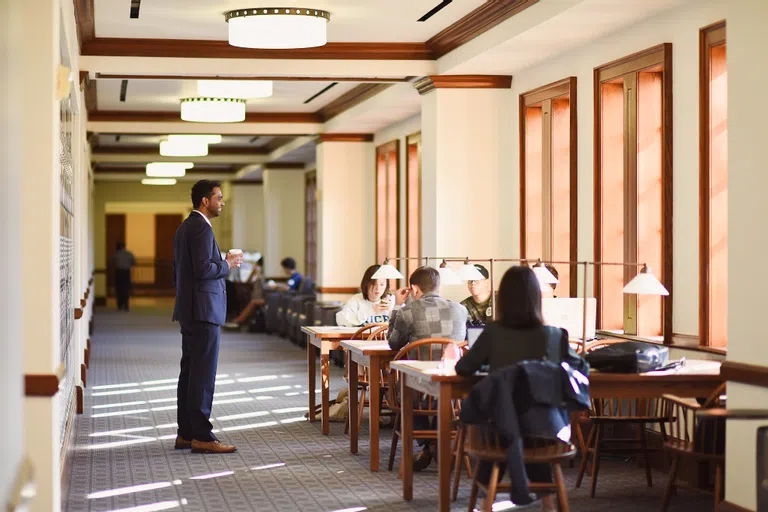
[174,436,192,450]
[191,439,237,454]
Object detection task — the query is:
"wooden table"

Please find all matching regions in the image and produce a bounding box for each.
[390,359,724,512]
[341,339,397,471]
[301,326,361,435]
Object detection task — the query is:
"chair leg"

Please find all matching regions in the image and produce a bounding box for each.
[576,423,597,488]
[715,463,723,508]
[344,411,350,435]
[388,413,400,471]
[553,462,570,512]
[452,425,466,502]
[660,454,679,512]
[483,463,501,512]
[467,460,481,512]
[358,386,367,432]
[589,425,603,498]
[639,425,653,487]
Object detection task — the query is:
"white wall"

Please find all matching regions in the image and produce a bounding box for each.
[0,0,26,505]
[505,0,728,335]
[232,183,265,253]
[724,1,768,509]
[263,170,306,277]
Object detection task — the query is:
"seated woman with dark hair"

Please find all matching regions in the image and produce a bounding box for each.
[455,265,586,512]
[335,265,394,326]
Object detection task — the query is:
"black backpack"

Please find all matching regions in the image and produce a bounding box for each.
[586,341,669,373]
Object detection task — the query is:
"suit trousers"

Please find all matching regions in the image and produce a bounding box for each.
[177,320,220,442]
[115,269,131,310]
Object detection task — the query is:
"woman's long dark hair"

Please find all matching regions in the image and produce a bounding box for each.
[497,266,544,329]
[360,265,389,301]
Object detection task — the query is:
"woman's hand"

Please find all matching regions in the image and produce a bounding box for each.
[373,301,389,314]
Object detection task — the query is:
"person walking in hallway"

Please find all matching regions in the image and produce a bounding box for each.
[173,179,242,454]
[111,241,135,311]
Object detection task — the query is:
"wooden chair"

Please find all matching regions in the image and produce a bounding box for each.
[343,323,389,435]
[660,383,726,511]
[576,393,672,497]
[387,338,466,472]
[465,425,576,512]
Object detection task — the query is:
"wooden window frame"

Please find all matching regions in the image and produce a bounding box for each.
[405,132,422,279]
[519,77,578,296]
[594,43,673,344]
[305,170,317,280]
[375,140,400,265]
[699,21,727,349]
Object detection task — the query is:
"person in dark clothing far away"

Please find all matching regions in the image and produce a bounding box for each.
[455,265,588,512]
[111,241,135,311]
[267,257,303,291]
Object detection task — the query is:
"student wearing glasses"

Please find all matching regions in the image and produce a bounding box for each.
[460,264,493,325]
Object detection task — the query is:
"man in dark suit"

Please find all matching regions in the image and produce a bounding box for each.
[173,179,241,454]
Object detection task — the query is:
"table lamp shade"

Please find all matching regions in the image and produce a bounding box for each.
[456,263,486,281]
[371,264,404,280]
[622,267,669,295]
[437,266,463,285]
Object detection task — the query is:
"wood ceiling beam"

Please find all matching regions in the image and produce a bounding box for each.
[94,73,413,83]
[317,83,393,122]
[88,111,321,124]
[91,145,273,156]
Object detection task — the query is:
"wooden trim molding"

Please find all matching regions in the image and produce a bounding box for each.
[81,364,87,388]
[25,363,64,397]
[718,501,754,512]
[73,0,95,50]
[82,38,434,60]
[92,145,272,156]
[316,287,360,294]
[88,110,321,123]
[318,133,374,143]
[96,73,412,83]
[317,84,392,122]
[720,361,768,389]
[413,75,513,95]
[80,298,87,308]
[76,386,84,414]
[425,0,539,58]
[74,308,83,320]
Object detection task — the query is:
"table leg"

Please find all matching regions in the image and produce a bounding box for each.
[307,339,316,422]
[437,383,452,512]
[401,375,413,501]
[321,352,330,435]
[369,355,381,472]
[349,353,359,454]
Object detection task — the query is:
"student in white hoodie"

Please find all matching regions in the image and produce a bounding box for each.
[336,265,395,326]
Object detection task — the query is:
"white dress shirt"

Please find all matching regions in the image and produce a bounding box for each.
[193,209,211,227]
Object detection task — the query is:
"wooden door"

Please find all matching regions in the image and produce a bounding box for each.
[105,214,126,297]
[155,214,182,290]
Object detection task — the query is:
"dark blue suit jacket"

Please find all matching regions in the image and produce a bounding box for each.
[172,212,229,326]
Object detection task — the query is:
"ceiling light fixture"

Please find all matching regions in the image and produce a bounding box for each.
[225,8,330,49]
[142,178,177,186]
[197,80,273,99]
[159,139,208,157]
[146,162,194,178]
[180,97,246,123]
[168,134,222,145]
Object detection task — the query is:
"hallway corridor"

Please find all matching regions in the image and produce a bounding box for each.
[63,307,712,512]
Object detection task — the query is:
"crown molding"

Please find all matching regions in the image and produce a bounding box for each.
[426,0,539,57]
[88,110,321,123]
[82,38,435,60]
[91,145,273,156]
[93,165,236,174]
[95,73,412,83]
[317,83,393,122]
[413,75,513,95]
[317,133,374,143]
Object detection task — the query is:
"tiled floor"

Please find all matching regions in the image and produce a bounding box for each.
[64,305,713,512]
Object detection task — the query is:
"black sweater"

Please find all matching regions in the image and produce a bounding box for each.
[455,322,588,376]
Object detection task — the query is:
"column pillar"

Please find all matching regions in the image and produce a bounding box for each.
[315,134,374,297]
[725,1,768,510]
[416,76,513,262]
[263,166,307,277]
[11,0,63,510]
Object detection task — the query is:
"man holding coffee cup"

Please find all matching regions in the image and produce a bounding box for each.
[172,179,241,454]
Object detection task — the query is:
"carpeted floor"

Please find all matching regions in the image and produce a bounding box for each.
[63,304,712,512]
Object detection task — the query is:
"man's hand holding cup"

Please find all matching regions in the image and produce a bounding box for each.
[226,249,243,269]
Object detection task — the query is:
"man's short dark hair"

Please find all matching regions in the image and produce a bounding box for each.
[281,257,297,270]
[409,266,440,293]
[191,179,222,209]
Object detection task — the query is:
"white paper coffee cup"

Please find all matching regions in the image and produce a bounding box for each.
[229,249,243,256]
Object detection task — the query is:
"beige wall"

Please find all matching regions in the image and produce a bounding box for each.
[232,183,265,253]
[263,169,306,277]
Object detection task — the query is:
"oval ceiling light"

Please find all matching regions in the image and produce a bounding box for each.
[146,162,194,178]
[197,80,273,99]
[168,134,222,145]
[180,97,246,123]
[142,178,177,186]
[160,139,209,157]
[225,8,330,49]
